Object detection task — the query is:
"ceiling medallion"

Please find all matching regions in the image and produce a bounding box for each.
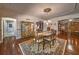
[44,8,52,13]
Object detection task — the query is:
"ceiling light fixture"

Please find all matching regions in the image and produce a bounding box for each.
[43,8,52,25]
[69,19,72,22]
[44,8,52,13]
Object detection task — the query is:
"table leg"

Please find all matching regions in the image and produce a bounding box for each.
[50,41,52,49]
[43,38,44,51]
[37,40,39,52]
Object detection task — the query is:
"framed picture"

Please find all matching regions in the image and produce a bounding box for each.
[6,21,14,33]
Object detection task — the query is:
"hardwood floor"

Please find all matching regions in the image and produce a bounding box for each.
[0,36,22,55]
[58,32,79,55]
[0,33,79,55]
[0,37,34,55]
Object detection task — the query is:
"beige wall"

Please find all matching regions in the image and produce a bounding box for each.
[16,15,44,39]
[0,7,20,18]
[1,7,79,39]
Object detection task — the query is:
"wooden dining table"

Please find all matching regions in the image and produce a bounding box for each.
[37,31,55,51]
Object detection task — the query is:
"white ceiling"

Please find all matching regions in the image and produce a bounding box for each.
[0,3,79,19]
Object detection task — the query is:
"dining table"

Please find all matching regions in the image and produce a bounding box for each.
[36,31,55,52]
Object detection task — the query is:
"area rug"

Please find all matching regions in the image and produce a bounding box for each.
[19,38,67,55]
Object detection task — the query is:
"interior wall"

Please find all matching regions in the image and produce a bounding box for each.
[1,7,79,39]
[49,13,79,34]
[0,8,20,40]
[1,14,79,39]
[0,7,44,39]
[16,15,44,39]
[0,7,19,18]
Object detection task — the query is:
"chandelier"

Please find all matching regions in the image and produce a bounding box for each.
[43,8,52,13]
[43,8,52,25]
